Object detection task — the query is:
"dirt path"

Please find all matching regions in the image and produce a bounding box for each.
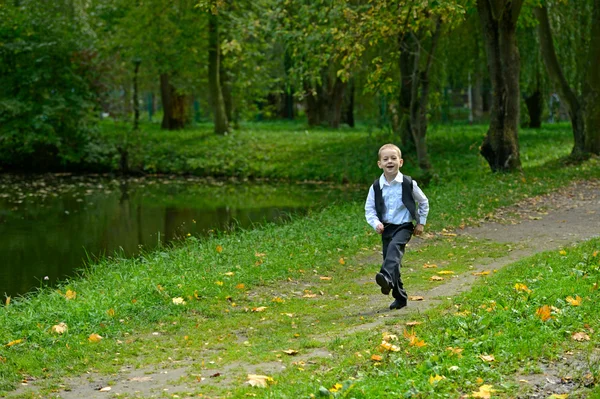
[11,180,600,399]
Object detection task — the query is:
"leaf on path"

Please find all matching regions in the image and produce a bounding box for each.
[282,349,298,355]
[479,354,495,362]
[472,384,495,398]
[429,276,444,281]
[514,283,532,293]
[6,339,23,347]
[566,295,582,306]
[88,333,103,343]
[246,374,273,388]
[409,296,424,301]
[437,270,454,275]
[319,276,332,280]
[51,323,68,334]
[548,395,569,399]
[303,291,317,298]
[571,332,590,342]
[536,305,552,321]
[472,271,490,276]
[98,386,111,392]
[251,307,267,312]
[128,376,153,382]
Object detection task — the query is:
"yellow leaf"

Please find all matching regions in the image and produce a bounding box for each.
[215,281,224,286]
[405,321,422,326]
[65,290,76,300]
[472,384,495,398]
[272,297,285,303]
[216,245,223,253]
[423,263,438,268]
[339,258,345,265]
[246,374,273,388]
[224,272,235,276]
[479,354,495,362]
[446,347,463,358]
[88,333,103,343]
[252,306,267,312]
[472,271,490,276]
[51,323,68,334]
[330,383,343,392]
[255,252,266,257]
[536,305,552,321]
[236,283,245,290]
[429,374,445,384]
[548,395,569,399]
[371,354,383,361]
[303,293,317,298]
[559,250,567,255]
[409,296,424,301]
[571,332,590,342]
[6,339,23,347]
[172,297,186,305]
[106,308,115,317]
[514,283,532,293]
[282,349,298,355]
[5,296,10,307]
[379,340,401,352]
[437,270,454,275]
[319,276,332,280]
[382,332,398,342]
[430,276,444,281]
[566,295,582,306]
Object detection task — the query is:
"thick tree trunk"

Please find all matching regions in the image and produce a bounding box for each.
[219,51,235,127]
[534,5,585,155]
[399,34,415,149]
[304,82,321,126]
[477,0,523,172]
[328,77,346,128]
[582,0,600,154]
[208,12,229,135]
[524,90,542,128]
[342,78,355,127]
[160,74,188,130]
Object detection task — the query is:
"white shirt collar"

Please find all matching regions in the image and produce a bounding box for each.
[380,172,404,186]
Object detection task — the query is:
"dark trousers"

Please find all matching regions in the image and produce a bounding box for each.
[380,222,414,300]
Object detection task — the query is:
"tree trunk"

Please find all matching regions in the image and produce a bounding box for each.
[133,60,141,131]
[524,90,542,128]
[160,73,187,130]
[208,11,229,135]
[220,51,235,127]
[477,0,523,172]
[534,5,585,155]
[582,0,600,154]
[399,34,415,149]
[328,77,346,128]
[342,78,355,127]
[472,72,484,121]
[304,82,321,126]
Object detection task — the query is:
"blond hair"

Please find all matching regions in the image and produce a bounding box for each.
[378,143,402,159]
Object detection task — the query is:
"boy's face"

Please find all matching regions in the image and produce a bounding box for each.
[377,148,403,177]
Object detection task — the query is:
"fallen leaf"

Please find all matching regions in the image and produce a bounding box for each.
[559,250,567,255]
[382,332,398,342]
[5,296,9,306]
[281,313,294,318]
[65,290,76,300]
[236,283,245,290]
[472,384,495,398]
[172,297,186,305]
[255,252,266,257]
[429,276,444,281]
[329,383,343,392]
[215,281,224,286]
[429,374,445,384]
[536,305,552,321]
[371,354,383,361]
[224,272,235,276]
[128,376,153,382]
[106,308,115,317]
[51,323,68,334]
[566,295,582,306]
[409,296,424,301]
[319,276,332,280]
[379,341,401,352]
[548,395,569,399]
[88,333,103,343]
[479,354,495,362]
[571,332,590,342]
[98,386,111,392]
[405,321,422,326]
[446,347,463,357]
[437,270,454,275]
[6,339,23,347]
[303,293,317,298]
[472,271,490,276]
[251,307,267,312]
[272,297,285,303]
[216,245,223,253]
[514,283,532,293]
[339,258,345,265]
[423,263,438,269]
[246,374,273,388]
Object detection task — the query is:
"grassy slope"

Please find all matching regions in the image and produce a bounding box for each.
[1,122,599,398]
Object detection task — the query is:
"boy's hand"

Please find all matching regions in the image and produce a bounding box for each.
[376,223,384,234]
[414,224,425,236]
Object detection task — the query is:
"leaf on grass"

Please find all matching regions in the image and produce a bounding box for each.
[371,354,383,362]
[382,332,398,342]
[282,349,298,355]
[430,276,444,281]
[446,347,463,358]
[409,296,424,301]
[255,252,266,257]
[472,384,495,398]
[566,295,582,306]
[379,341,401,352]
[272,297,285,303]
[593,282,599,291]
[479,354,495,362]
[571,332,590,342]
[339,258,345,265]
[403,329,427,347]
[514,283,532,293]
[559,250,567,255]
[5,296,9,306]
[215,281,224,286]
[423,263,438,269]
[548,395,569,399]
[216,245,223,253]
[405,321,422,327]
[536,305,552,321]
[236,283,245,290]
[172,297,186,305]
[88,333,103,343]
[51,323,68,334]
[437,270,454,275]
[6,339,23,347]
[329,383,343,392]
[246,374,273,388]
[281,313,294,318]
[472,271,490,276]
[65,290,76,300]
[251,307,267,312]
[107,308,115,317]
[319,276,332,280]
[303,293,317,298]
[429,374,445,384]
[224,272,235,276]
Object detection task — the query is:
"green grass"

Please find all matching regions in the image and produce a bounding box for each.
[1,122,599,397]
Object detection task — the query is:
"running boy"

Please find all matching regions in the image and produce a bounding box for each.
[364,143,429,310]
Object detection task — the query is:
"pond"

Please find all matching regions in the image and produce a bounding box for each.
[0,174,364,299]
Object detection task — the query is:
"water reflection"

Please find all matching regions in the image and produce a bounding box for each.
[0,174,363,298]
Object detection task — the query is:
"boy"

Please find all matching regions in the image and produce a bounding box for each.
[364,143,429,310]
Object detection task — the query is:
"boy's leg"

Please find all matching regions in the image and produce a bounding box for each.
[378,223,413,300]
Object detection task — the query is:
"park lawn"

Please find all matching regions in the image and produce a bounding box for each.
[1,122,599,398]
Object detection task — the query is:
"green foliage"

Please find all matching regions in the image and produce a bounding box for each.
[0,1,100,170]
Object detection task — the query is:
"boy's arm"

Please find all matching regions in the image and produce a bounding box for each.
[365,185,383,233]
[412,181,429,235]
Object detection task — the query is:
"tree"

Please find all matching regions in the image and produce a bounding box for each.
[207,6,229,134]
[477,0,524,172]
[534,0,600,156]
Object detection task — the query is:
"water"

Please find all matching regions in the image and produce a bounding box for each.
[0,174,364,299]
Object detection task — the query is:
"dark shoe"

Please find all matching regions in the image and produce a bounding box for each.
[375,273,391,295]
[389,298,407,310]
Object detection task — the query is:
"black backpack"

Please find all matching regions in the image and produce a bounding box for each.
[373,175,416,222]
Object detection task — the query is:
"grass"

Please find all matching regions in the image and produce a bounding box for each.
[1,121,599,398]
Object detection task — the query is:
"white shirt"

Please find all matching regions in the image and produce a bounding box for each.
[364,173,429,230]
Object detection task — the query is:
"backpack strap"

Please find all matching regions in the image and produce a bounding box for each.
[402,175,417,221]
[373,178,385,222]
